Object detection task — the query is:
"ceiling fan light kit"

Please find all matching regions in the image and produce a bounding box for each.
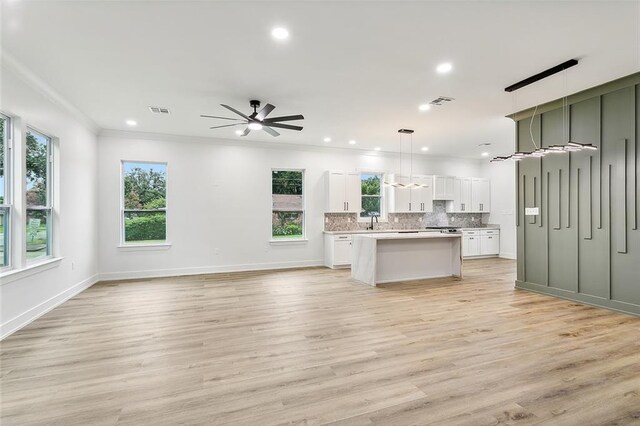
[201,99,304,137]
[492,58,597,163]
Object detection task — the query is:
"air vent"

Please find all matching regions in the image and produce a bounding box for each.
[429,96,455,106]
[149,106,170,114]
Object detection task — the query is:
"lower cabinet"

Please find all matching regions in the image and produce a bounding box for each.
[462,229,499,258]
[324,234,352,268]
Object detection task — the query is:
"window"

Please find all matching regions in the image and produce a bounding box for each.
[360,172,384,219]
[271,170,304,240]
[26,128,52,261]
[0,114,10,268]
[122,161,167,244]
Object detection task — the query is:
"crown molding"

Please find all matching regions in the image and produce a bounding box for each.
[1,51,100,134]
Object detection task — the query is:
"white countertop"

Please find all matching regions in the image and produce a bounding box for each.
[353,232,462,240]
[323,225,499,235]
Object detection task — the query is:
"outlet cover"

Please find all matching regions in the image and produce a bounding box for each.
[525,207,540,216]
[394,217,399,223]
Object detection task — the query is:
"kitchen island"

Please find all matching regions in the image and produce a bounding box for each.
[351,232,462,286]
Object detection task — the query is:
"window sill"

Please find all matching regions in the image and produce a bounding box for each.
[118,243,172,251]
[269,239,309,245]
[0,257,64,285]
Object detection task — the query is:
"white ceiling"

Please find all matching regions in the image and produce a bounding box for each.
[2,1,639,158]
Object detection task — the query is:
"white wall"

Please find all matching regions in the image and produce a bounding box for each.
[98,131,489,280]
[483,161,517,259]
[0,60,99,337]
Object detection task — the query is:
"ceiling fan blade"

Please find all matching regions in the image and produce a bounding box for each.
[255,103,276,121]
[263,122,303,131]
[209,123,243,129]
[201,115,242,121]
[240,127,251,136]
[262,126,280,137]
[263,114,304,123]
[221,104,250,120]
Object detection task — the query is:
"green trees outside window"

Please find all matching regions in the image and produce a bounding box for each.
[361,173,382,218]
[26,129,51,261]
[122,162,167,243]
[272,170,304,239]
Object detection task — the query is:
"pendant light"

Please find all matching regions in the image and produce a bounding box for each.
[492,60,597,162]
[383,129,429,188]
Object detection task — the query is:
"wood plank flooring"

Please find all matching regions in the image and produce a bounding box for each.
[1,258,639,425]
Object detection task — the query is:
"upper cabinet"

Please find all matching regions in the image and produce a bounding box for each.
[471,178,490,213]
[433,176,455,200]
[325,171,361,213]
[447,177,490,213]
[447,177,473,213]
[388,174,434,213]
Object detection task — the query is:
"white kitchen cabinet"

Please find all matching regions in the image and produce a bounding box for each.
[447,177,473,213]
[480,230,500,255]
[388,174,433,213]
[324,234,352,268]
[434,176,455,200]
[462,229,500,257]
[471,178,490,213]
[463,232,481,257]
[411,175,434,212]
[325,171,361,213]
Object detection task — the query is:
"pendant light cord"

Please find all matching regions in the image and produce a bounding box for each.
[529,104,539,150]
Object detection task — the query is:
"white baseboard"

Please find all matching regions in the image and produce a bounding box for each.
[1,273,100,340]
[499,252,517,260]
[98,259,326,281]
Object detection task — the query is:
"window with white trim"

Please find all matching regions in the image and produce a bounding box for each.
[25,128,53,261]
[359,172,384,220]
[122,161,167,244]
[0,114,11,268]
[271,169,305,240]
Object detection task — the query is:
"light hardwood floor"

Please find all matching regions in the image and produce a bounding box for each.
[1,259,639,425]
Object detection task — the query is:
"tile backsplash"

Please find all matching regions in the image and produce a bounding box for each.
[324,201,489,231]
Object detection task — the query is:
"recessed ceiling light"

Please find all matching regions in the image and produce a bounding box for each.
[323,137,331,142]
[421,146,429,152]
[271,27,289,40]
[235,130,244,135]
[248,122,263,130]
[374,147,381,151]
[436,62,453,74]
[349,140,357,145]
[125,120,137,126]
[481,152,489,157]
[418,104,431,112]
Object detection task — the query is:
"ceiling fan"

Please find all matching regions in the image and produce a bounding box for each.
[201,100,304,137]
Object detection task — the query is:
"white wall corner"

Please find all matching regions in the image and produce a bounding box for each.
[1,51,100,134]
[1,274,100,340]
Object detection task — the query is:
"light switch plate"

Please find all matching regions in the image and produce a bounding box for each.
[525,207,540,216]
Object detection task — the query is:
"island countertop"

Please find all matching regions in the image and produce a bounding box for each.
[353,232,462,240]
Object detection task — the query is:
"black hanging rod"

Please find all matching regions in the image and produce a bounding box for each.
[504,59,579,92]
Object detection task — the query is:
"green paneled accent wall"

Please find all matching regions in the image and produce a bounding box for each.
[515,72,640,316]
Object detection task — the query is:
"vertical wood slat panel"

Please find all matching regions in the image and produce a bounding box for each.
[539,161,543,227]
[617,139,627,253]
[632,137,637,230]
[522,174,527,282]
[576,168,581,293]
[608,164,612,300]
[546,171,551,286]
[597,96,603,229]
[530,176,537,225]
[567,154,571,228]
[554,169,561,230]
[584,156,592,239]
[516,162,520,227]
